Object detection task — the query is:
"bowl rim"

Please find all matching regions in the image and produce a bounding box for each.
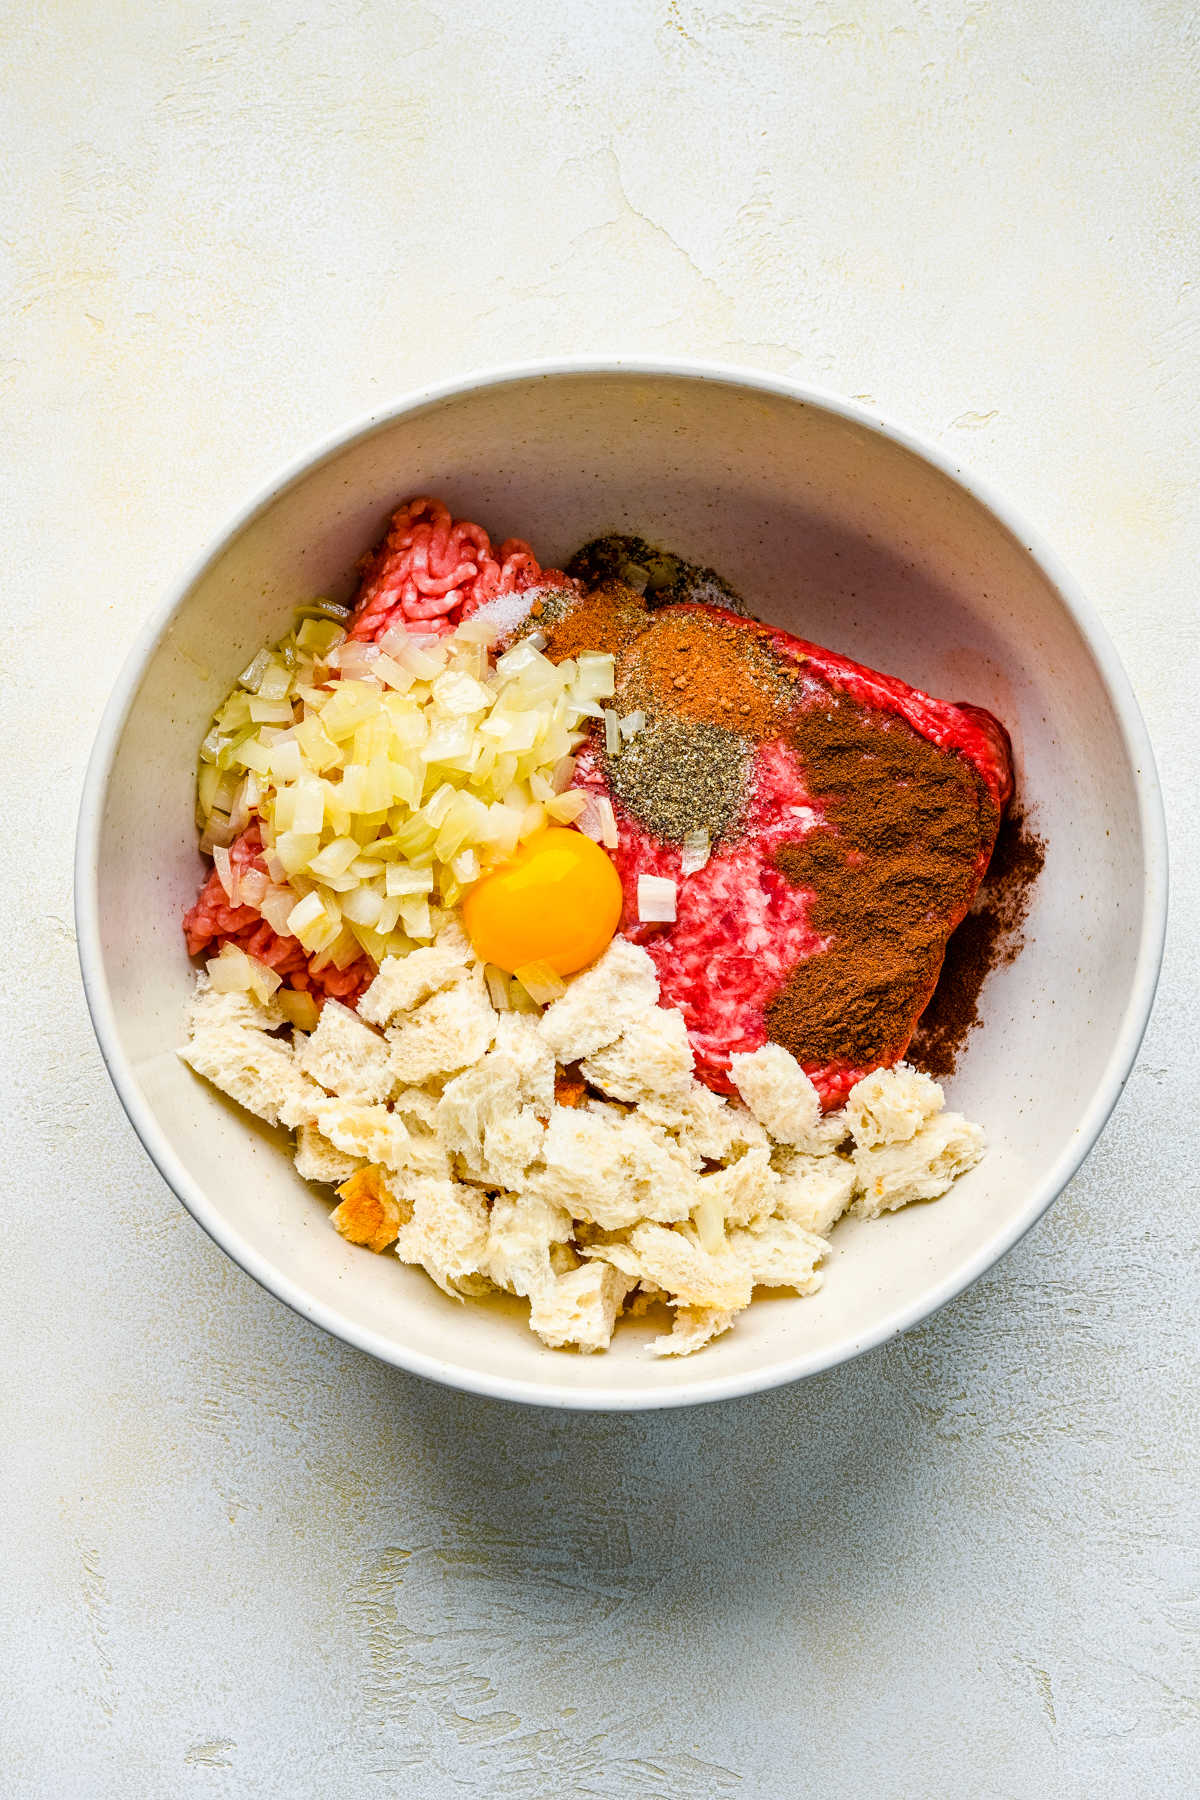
[75,356,1169,1411]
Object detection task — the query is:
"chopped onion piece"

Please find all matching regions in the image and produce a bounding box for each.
[681,828,711,875]
[212,844,237,905]
[207,943,253,991]
[692,1192,726,1254]
[637,873,677,922]
[603,709,621,756]
[595,796,618,850]
[385,862,435,898]
[618,709,645,741]
[278,988,321,1033]
[239,867,268,909]
[484,964,512,1011]
[574,651,616,700]
[514,961,567,1005]
[239,648,273,692]
[546,789,588,824]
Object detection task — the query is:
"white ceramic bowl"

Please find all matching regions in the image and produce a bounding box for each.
[77,361,1167,1410]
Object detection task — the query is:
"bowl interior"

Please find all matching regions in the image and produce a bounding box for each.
[84,369,1160,1405]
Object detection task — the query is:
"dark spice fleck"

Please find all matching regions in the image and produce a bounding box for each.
[566,533,749,613]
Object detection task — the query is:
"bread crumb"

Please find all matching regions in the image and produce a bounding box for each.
[331,1165,408,1253]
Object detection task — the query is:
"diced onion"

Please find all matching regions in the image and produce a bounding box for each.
[618,710,645,741]
[212,844,238,906]
[637,874,677,922]
[546,789,587,824]
[603,709,621,756]
[514,961,568,1005]
[681,828,711,875]
[277,989,320,1032]
[692,1192,726,1254]
[484,964,513,1011]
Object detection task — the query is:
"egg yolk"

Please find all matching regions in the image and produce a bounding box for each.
[462,827,623,977]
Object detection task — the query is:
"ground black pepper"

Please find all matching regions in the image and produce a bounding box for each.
[604,714,752,844]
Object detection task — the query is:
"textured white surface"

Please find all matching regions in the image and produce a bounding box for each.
[1,2,1197,1794]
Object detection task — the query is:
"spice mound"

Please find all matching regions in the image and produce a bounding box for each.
[542,580,1013,1105]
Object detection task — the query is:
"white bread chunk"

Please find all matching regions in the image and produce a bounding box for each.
[729,1216,827,1294]
[651,1306,736,1358]
[392,1177,490,1298]
[482,1192,573,1299]
[693,1144,779,1230]
[491,1012,555,1115]
[390,1086,440,1132]
[772,1152,856,1236]
[181,1022,324,1131]
[314,1098,451,1180]
[590,1225,754,1312]
[535,1107,695,1230]
[482,1108,546,1191]
[539,938,659,1064]
[386,975,495,1084]
[845,1064,944,1149]
[296,998,395,1104]
[729,1043,845,1153]
[643,1082,768,1166]
[852,1112,985,1220]
[294,1123,364,1185]
[528,1261,635,1353]
[185,977,284,1035]
[581,1005,694,1106]
[359,938,471,1027]
[437,1052,547,1189]
[436,1056,521,1180]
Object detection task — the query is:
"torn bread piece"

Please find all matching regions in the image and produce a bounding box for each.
[772,1151,856,1237]
[539,938,659,1063]
[589,1224,754,1314]
[728,1215,827,1294]
[845,1064,943,1149]
[294,1123,364,1185]
[315,1097,451,1181]
[527,1261,636,1353]
[392,1176,491,1298]
[580,1005,694,1107]
[297,998,396,1104]
[437,1053,547,1189]
[359,937,472,1028]
[330,1165,409,1253]
[491,1012,556,1116]
[651,1306,737,1358]
[185,977,284,1036]
[180,1018,323,1131]
[730,1044,848,1155]
[692,1144,779,1234]
[852,1112,985,1220]
[482,1192,574,1301]
[386,975,496,1084]
[534,1107,696,1230]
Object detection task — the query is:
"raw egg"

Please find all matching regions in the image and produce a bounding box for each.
[462,827,623,976]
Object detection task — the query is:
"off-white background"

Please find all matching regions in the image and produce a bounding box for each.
[2,3,1197,1795]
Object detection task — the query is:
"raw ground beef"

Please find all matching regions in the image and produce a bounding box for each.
[183,827,371,1003]
[567,604,1013,1106]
